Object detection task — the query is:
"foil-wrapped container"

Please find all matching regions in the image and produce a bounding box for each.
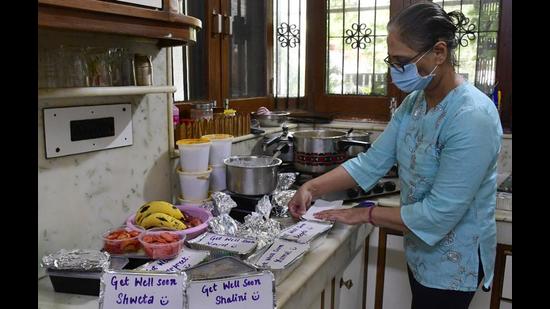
[246,239,309,286]
[42,249,128,296]
[41,249,110,272]
[275,172,297,191]
[272,172,297,217]
[186,232,258,259]
[272,189,296,217]
[236,196,282,251]
[209,192,240,236]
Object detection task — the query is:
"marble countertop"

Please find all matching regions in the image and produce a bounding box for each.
[38,205,374,309]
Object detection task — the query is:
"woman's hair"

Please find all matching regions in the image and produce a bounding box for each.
[387,1,468,65]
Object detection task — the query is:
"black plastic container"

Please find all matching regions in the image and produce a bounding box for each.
[46,257,128,296]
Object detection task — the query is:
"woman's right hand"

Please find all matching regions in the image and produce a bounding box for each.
[288,185,314,219]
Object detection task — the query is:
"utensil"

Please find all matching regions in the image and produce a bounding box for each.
[224,155,282,195]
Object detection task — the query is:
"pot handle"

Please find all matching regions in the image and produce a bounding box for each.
[264,135,282,147]
[337,139,371,152]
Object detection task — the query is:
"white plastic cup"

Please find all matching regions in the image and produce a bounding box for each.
[201,134,234,165]
[209,164,227,191]
[177,166,212,201]
[176,138,211,172]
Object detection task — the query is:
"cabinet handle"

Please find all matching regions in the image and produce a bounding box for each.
[340,278,353,290]
[212,11,223,35]
[223,15,233,36]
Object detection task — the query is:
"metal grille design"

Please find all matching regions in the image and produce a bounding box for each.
[327,0,390,96]
[434,0,501,95]
[274,0,307,109]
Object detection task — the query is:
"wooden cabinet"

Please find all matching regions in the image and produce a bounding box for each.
[335,246,366,309]
[308,240,369,309]
[491,244,512,308]
[38,0,202,47]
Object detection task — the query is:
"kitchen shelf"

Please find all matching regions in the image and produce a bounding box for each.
[38,86,177,99]
[38,0,202,47]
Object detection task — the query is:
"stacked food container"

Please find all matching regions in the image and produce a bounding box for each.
[176,134,233,203]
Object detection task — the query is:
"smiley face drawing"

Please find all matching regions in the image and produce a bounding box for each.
[252,291,260,301]
[160,296,170,306]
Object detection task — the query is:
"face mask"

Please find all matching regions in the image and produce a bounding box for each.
[390,50,438,93]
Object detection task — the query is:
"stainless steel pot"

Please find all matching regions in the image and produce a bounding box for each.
[345,130,371,157]
[224,155,282,195]
[251,111,290,127]
[292,129,371,174]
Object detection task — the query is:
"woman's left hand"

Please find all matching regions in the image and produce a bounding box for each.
[314,208,368,225]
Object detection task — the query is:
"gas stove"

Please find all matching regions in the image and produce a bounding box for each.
[226,163,400,222]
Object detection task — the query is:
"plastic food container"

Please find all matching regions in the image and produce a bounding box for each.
[102,225,143,254]
[176,138,211,172]
[201,134,233,165]
[209,164,227,191]
[177,166,212,201]
[46,257,128,296]
[139,229,186,259]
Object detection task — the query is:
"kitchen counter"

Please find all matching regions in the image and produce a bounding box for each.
[38,203,374,309]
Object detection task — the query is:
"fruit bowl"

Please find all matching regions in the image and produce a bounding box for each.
[126,205,212,240]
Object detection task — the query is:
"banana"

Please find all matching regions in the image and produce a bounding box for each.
[135,201,185,225]
[139,212,188,230]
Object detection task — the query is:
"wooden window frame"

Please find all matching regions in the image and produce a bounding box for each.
[306,0,512,128]
[175,0,511,131]
[174,0,275,115]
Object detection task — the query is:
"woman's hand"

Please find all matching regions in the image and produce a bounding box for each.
[314,208,369,225]
[288,185,314,218]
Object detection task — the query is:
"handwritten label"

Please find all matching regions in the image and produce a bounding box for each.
[191,233,257,254]
[186,272,274,309]
[255,239,309,270]
[301,199,343,223]
[279,221,332,244]
[100,271,184,309]
[140,249,209,272]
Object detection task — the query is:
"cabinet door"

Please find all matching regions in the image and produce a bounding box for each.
[336,247,365,309]
[502,255,512,300]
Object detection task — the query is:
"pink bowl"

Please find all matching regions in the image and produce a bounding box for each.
[126,205,212,240]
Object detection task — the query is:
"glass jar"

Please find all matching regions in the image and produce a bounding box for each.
[190,102,214,120]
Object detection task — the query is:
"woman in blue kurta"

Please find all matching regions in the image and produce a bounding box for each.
[288,2,502,308]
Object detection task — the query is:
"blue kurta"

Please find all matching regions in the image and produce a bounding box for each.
[342,82,502,291]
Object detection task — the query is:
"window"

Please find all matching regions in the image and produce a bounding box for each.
[433,0,501,95]
[327,0,390,96]
[173,0,511,130]
[172,0,273,114]
[273,0,307,108]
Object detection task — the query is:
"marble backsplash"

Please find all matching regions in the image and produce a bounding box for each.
[38,34,171,276]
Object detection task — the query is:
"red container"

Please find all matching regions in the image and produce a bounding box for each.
[139,229,185,259]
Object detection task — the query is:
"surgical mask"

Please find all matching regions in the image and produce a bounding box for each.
[390,50,438,93]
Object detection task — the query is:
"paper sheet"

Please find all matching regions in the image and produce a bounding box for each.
[301,199,343,223]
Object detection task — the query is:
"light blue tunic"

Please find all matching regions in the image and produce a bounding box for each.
[342,82,502,291]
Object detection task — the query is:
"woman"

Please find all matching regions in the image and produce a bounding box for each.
[288,2,502,308]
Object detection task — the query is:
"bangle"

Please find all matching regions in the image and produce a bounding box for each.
[368,206,377,226]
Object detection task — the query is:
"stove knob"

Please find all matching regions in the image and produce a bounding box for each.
[347,187,360,198]
[372,183,384,194]
[383,181,396,191]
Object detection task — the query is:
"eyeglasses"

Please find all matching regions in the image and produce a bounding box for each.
[384,49,431,73]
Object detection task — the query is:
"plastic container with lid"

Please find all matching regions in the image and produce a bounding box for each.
[139,229,186,259]
[190,101,215,120]
[176,138,211,172]
[201,134,234,165]
[102,225,143,255]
